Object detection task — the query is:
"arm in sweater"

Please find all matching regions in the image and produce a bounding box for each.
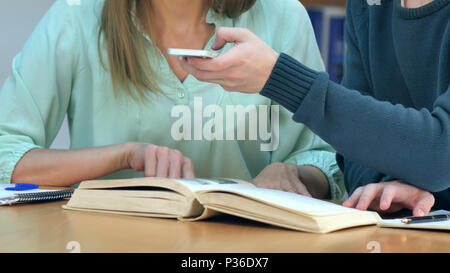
[261,55,450,193]
[260,2,450,193]
[177,1,449,193]
[332,4,397,195]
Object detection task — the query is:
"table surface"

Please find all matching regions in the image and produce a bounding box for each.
[1,199,449,253]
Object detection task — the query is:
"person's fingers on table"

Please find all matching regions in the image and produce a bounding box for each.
[251,177,273,189]
[182,157,195,179]
[379,184,397,211]
[342,186,364,208]
[355,184,380,211]
[411,192,435,217]
[156,146,170,178]
[144,144,157,177]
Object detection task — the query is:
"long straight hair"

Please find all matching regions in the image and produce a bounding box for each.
[98,0,257,101]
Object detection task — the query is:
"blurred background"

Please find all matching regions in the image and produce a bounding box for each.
[0,0,346,150]
[0,0,70,149]
[0,0,55,85]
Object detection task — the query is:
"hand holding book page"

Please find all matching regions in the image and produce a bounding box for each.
[126,143,195,179]
[64,178,380,233]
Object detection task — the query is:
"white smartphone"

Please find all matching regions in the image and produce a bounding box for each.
[167,48,219,59]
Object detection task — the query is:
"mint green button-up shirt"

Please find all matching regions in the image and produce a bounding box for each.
[0,0,345,199]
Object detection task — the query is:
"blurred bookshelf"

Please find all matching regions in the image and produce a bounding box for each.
[301,0,347,83]
[301,0,346,7]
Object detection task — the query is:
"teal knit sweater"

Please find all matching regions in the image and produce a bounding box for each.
[260,0,450,208]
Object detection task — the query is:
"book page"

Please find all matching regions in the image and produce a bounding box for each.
[378,210,450,230]
[173,178,255,193]
[77,177,255,196]
[198,186,373,217]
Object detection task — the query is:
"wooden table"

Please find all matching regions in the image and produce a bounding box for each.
[1,200,449,253]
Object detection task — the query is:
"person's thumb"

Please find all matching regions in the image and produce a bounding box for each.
[412,192,435,216]
[212,27,252,50]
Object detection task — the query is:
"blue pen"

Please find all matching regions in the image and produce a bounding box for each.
[5,183,39,191]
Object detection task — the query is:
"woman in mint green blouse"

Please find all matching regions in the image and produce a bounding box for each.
[0,0,344,200]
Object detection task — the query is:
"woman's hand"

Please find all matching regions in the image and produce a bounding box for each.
[178,27,279,93]
[124,142,195,179]
[251,163,330,198]
[343,181,435,216]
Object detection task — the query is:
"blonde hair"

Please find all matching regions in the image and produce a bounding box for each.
[98,0,256,101]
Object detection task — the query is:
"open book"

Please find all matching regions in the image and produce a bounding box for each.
[63,177,381,233]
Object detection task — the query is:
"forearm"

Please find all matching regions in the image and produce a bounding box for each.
[261,54,450,192]
[11,143,129,187]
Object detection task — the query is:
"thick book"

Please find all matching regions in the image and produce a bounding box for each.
[63,177,380,233]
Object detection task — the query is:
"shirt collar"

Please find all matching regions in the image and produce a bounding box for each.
[206,8,233,28]
[131,5,233,45]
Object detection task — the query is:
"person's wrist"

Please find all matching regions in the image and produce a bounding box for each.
[259,50,280,93]
[118,142,136,170]
[268,49,279,73]
[260,53,324,113]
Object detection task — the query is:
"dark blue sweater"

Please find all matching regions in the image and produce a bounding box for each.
[260,0,450,209]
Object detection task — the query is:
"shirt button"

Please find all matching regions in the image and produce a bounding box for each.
[178,91,185,99]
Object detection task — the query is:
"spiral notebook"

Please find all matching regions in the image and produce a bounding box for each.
[0,184,74,206]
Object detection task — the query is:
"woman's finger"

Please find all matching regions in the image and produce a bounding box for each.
[168,149,183,179]
[155,147,170,177]
[182,157,195,179]
[144,145,157,177]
